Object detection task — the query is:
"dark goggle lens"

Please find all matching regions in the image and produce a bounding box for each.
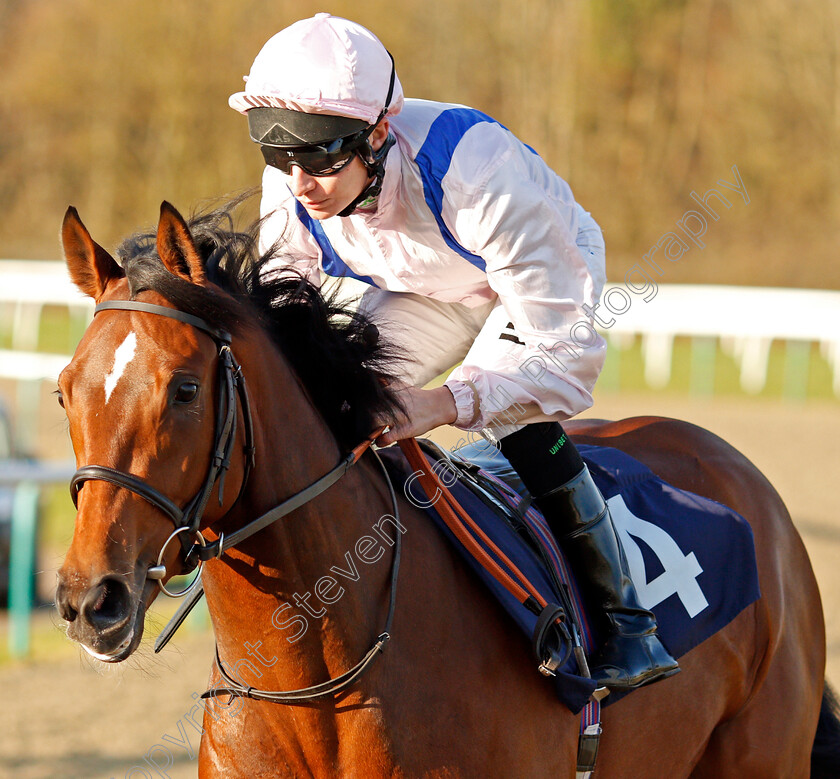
[260,138,359,176]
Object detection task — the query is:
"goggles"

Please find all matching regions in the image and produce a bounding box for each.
[260,129,375,177]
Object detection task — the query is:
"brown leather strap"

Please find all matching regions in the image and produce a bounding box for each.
[398,438,549,612]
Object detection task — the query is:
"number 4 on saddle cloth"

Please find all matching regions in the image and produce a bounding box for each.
[379,439,761,714]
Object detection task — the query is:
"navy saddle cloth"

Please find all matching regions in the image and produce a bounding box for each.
[380,440,761,714]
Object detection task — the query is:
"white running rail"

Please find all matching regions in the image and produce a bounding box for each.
[599,283,840,395]
[2,262,839,396]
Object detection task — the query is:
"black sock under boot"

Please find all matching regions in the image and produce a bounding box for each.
[500,422,680,690]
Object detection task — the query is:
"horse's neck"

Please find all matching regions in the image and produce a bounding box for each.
[201,346,396,692]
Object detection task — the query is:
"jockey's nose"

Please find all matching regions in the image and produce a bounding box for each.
[289,165,317,198]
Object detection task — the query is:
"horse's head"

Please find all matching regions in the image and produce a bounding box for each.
[55,202,248,662]
[54,198,403,663]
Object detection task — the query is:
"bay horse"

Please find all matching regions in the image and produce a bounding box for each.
[55,201,838,777]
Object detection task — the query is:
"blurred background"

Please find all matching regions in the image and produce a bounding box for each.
[2,0,839,285]
[0,1,838,777]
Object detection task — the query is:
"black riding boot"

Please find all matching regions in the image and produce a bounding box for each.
[500,423,680,690]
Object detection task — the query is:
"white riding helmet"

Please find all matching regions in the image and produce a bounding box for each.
[228,13,404,145]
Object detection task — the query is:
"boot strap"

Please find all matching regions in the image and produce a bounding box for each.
[536,466,607,530]
[555,506,609,543]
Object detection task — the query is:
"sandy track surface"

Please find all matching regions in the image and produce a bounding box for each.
[1,628,216,779]
[1,393,837,778]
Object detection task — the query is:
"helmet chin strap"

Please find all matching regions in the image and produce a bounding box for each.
[338,133,396,217]
[336,51,397,218]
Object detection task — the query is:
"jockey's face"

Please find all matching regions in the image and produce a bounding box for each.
[285,120,390,220]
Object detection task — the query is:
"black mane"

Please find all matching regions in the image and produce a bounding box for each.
[114,197,404,448]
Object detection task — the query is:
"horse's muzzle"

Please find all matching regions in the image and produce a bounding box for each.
[56,574,141,660]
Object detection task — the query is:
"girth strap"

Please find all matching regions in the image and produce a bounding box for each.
[399,438,604,774]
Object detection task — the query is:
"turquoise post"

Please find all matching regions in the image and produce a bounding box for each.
[9,481,39,657]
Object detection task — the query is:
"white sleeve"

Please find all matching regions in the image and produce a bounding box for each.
[259,166,322,286]
[441,123,607,432]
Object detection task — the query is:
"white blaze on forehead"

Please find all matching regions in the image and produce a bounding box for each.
[104,331,138,403]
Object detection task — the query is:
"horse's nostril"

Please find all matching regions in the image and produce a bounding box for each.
[81,577,132,629]
[55,586,78,622]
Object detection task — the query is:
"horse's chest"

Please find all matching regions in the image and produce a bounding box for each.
[199,699,396,778]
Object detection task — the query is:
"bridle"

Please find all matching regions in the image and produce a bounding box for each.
[70,299,256,595]
[69,298,401,700]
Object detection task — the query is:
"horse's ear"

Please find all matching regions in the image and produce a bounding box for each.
[156,201,207,285]
[61,206,125,300]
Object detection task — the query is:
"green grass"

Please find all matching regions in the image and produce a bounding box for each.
[0,304,89,354]
[597,334,836,401]
[428,335,836,402]
[0,606,78,665]
[41,484,77,549]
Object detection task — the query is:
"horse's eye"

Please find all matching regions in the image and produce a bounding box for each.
[174,382,199,404]
[56,390,65,409]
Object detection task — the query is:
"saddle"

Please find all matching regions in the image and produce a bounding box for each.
[383,437,762,714]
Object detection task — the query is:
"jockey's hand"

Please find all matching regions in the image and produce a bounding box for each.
[375,384,458,446]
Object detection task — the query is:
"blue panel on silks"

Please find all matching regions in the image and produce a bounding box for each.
[380,442,760,714]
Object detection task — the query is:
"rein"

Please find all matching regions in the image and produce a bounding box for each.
[151,429,387,652]
[206,447,401,703]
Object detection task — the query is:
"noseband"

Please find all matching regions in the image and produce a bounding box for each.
[70,300,256,593]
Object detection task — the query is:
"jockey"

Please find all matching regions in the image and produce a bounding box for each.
[229,13,678,690]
